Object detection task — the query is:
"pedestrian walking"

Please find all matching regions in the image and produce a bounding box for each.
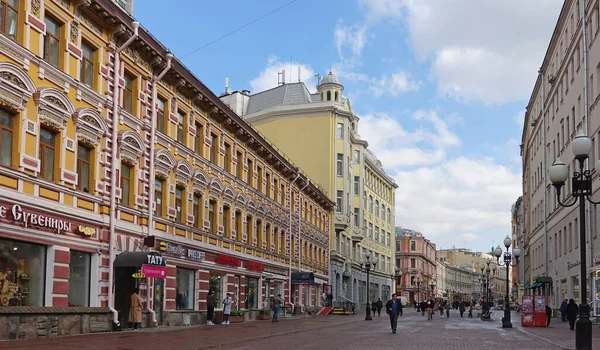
[385,294,402,333]
[427,299,434,320]
[376,298,383,317]
[371,302,377,317]
[222,293,233,325]
[468,305,473,318]
[322,292,327,307]
[327,293,333,307]
[566,299,578,330]
[560,299,568,322]
[272,294,282,322]
[420,301,426,316]
[459,303,465,317]
[206,289,216,326]
[445,302,450,318]
[439,302,444,317]
[128,288,142,330]
[546,304,552,326]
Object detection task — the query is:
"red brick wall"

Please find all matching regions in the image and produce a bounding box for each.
[52,248,70,307]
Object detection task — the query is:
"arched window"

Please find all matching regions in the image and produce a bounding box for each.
[411,276,415,286]
[334,91,339,102]
[326,91,331,101]
[381,204,385,220]
[375,200,379,216]
[387,208,391,223]
[368,196,373,213]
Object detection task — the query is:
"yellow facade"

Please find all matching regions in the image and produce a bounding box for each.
[0,0,333,322]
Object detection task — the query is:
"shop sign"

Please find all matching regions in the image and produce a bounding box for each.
[165,243,186,256]
[0,204,72,233]
[146,254,165,266]
[264,266,286,275]
[187,249,205,261]
[216,254,240,267]
[132,272,145,279]
[247,261,264,272]
[568,259,581,270]
[141,264,167,279]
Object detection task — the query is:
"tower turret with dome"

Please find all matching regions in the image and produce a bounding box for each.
[317,71,344,104]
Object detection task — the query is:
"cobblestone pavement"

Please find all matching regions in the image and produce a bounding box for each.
[3,309,600,349]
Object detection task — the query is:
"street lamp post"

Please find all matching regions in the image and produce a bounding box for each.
[493,235,521,329]
[430,281,435,299]
[393,267,402,295]
[549,130,599,350]
[416,276,422,311]
[361,251,378,321]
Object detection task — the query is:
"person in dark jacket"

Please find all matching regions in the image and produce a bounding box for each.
[376,298,383,316]
[206,289,216,326]
[560,299,568,322]
[421,301,426,316]
[546,304,552,326]
[459,303,466,317]
[566,299,578,330]
[385,294,402,333]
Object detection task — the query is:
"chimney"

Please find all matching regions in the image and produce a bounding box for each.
[242,90,251,96]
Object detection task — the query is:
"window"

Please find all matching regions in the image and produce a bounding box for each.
[410,258,416,269]
[194,122,203,155]
[235,212,242,241]
[387,232,390,246]
[155,178,164,217]
[353,150,359,163]
[410,241,416,251]
[266,173,271,197]
[274,179,279,203]
[387,208,391,223]
[176,268,195,310]
[157,97,166,133]
[236,151,243,179]
[123,73,134,114]
[246,215,253,243]
[68,250,91,307]
[210,134,218,165]
[39,127,56,181]
[326,91,331,101]
[256,220,263,247]
[120,162,132,207]
[266,223,271,250]
[247,159,253,186]
[77,144,92,192]
[80,41,95,88]
[224,143,231,173]
[177,111,185,143]
[354,176,359,195]
[258,167,263,192]
[223,206,230,235]
[209,274,222,305]
[0,109,14,166]
[381,204,385,221]
[335,91,339,102]
[175,187,183,223]
[336,190,343,213]
[336,153,343,176]
[1,0,18,41]
[193,193,202,228]
[44,15,61,67]
[368,196,373,213]
[245,277,259,309]
[369,223,373,238]
[354,208,359,226]
[208,200,216,233]
[375,226,379,241]
[375,200,379,216]
[0,239,46,306]
[336,123,343,138]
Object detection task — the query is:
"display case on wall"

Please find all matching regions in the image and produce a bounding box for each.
[0,239,45,307]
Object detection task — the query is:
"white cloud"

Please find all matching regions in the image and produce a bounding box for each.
[359,112,521,251]
[249,56,317,94]
[359,0,563,104]
[369,72,422,97]
[514,109,526,127]
[334,22,368,59]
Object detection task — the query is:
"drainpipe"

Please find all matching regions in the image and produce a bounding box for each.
[108,21,139,327]
[539,69,548,280]
[288,173,300,308]
[145,52,172,326]
[298,179,310,309]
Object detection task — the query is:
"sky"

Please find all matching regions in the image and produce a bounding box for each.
[134,0,564,253]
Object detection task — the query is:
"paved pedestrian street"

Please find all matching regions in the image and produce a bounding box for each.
[3,309,600,350]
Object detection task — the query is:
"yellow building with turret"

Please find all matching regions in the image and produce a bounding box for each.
[221,72,398,305]
[0,0,332,339]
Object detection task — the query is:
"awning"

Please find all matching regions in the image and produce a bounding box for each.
[529,282,542,289]
[291,272,314,284]
[114,251,166,268]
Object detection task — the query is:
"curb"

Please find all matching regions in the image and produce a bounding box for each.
[514,327,572,350]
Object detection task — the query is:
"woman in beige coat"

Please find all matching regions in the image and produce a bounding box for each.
[128,288,142,329]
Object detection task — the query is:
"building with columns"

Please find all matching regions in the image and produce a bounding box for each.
[0,0,332,340]
[220,72,397,306]
[394,227,437,303]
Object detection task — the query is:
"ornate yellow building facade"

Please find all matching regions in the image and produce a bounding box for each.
[0,0,332,339]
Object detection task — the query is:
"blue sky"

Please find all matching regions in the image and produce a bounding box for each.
[134,0,564,253]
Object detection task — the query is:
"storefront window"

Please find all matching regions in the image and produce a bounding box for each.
[245,277,258,309]
[68,250,91,306]
[0,239,45,306]
[176,268,195,310]
[209,274,222,307]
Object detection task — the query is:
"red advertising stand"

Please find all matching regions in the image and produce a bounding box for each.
[532,295,547,327]
[521,296,534,326]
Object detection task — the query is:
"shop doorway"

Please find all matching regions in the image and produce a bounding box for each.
[114,267,137,327]
[153,278,164,324]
